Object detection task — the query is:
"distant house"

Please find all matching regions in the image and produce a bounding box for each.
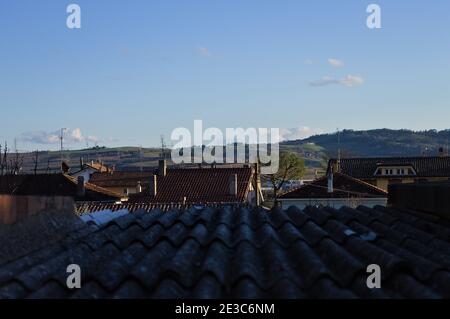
[90,171,154,196]
[90,160,262,205]
[278,172,387,209]
[327,156,450,191]
[0,174,124,202]
[70,160,111,184]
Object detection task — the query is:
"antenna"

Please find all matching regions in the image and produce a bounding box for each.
[337,128,341,173]
[160,135,167,159]
[60,128,67,172]
[139,145,143,172]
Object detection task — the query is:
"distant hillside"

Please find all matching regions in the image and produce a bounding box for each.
[285,129,450,158]
[13,129,450,174]
[18,146,163,174]
[14,143,327,177]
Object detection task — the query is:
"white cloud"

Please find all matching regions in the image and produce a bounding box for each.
[198,46,212,57]
[20,128,100,145]
[305,59,314,65]
[340,75,364,87]
[279,127,323,141]
[328,58,344,67]
[309,75,364,87]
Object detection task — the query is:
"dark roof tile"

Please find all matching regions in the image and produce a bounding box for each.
[112,279,147,299]
[192,274,224,299]
[3,205,450,298]
[0,281,28,299]
[28,280,69,299]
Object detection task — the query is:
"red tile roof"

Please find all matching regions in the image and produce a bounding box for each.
[126,167,254,204]
[90,171,154,188]
[0,174,123,202]
[279,172,387,199]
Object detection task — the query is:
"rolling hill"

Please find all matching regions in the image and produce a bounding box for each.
[10,129,450,175]
[290,129,450,158]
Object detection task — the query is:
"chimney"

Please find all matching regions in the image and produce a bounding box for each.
[158,159,167,177]
[149,175,157,197]
[228,174,238,197]
[327,172,334,194]
[254,162,261,206]
[77,176,85,197]
[136,181,142,193]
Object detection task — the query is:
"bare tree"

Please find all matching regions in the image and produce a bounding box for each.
[263,152,305,203]
[9,153,23,175]
[8,139,24,175]
[0,141,8,176]
[46,158,51,174]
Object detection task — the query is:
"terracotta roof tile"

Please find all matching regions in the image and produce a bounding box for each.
[91,167,254,204]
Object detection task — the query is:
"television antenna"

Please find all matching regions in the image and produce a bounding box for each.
[60,128,67,172]
[160,135,167,159]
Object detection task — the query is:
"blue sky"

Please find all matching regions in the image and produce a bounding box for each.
[0,0,449,150]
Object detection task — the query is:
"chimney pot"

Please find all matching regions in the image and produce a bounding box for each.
[228,174,238,197]
[327,172,334,194]
[77,176,85,197]
[136,181,142,193]
[149,175,157,197]
[158,160,167,177]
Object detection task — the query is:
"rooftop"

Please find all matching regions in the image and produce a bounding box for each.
[2,204,450,298]
[279,172,387,199]
[328,156,450,179]
[0,174,123,202]
[91,166,254,204]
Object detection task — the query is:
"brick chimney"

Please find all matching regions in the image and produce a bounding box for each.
[149,175,157,197]
[158,159,167,177]
[228,174,238,197]
[77,176,85,197]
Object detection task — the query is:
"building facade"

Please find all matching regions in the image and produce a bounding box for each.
[327,157,450,191]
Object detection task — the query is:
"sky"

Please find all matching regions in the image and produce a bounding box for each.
[0,0,449,151]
